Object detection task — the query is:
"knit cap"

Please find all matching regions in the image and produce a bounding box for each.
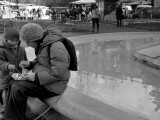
[20,23,44,42]
[4,20,19,40]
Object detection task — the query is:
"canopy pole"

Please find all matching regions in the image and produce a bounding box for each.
[9,0,11,19]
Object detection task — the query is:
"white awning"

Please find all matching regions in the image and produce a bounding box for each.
[0,1,5,5]
[3,0,17,6]
[127,1,150,5]
[70,0,96,4]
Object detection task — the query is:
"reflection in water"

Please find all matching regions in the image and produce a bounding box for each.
[69,39,160,120]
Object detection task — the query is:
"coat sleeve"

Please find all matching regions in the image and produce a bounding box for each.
[19,46,37,70]
[20,46,28,61]
[23,48,28,61]
[0,49,10,71]
[27,58,38,70]
[37,42,70,85]
[96,9,100,15]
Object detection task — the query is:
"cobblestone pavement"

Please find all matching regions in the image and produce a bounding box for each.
[0,21,155,38]
[63,22,153,37]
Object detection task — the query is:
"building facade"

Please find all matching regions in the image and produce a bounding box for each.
[154,0,160,7]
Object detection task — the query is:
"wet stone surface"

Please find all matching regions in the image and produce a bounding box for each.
[69,38,160,120]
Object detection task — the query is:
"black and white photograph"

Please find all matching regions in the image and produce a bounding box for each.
[0,0,159,120]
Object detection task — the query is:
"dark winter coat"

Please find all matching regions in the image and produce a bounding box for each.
[0,40,27,89]
[91,8,100,19]
[116,7,123,20]
[30,26,71,94]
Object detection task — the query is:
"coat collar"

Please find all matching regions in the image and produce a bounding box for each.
[40,33,63,47]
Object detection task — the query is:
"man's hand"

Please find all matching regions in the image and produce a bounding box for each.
[8,64,16,71]
[24,71,35,82]
[19,61,30,68]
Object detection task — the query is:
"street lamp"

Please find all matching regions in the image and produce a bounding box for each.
[16,0,19,10]
[16,0,19,4]
[151,0,154,7]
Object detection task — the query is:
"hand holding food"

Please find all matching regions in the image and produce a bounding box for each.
[11,73,27,80]
[24,71,35,82]
[8,64,16,71]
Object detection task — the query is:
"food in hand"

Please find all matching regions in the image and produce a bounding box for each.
[11,73,27,80]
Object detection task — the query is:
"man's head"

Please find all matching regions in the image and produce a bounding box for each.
[20,23,44,50]
[4,20,20,47]
[20,23,44,43]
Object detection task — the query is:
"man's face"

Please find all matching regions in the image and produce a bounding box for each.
[6,38,19,48]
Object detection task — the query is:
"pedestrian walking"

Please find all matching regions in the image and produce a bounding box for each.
[91,3,101,33]
[85,7,90,21]
[116,5,123,27]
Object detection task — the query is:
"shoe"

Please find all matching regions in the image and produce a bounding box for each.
[0,113,4,120]
[0,108,5,120]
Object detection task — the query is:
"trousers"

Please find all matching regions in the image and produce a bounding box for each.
[4,80,59,120]
[92,18,100,31]
[117,19,122,27]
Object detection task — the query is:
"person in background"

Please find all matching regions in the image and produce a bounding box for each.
[0,20,27,119]
[116,5,123,27]
[91,3,101,33]
[0,9,2,18]
[85,6,90,21]
[37,8,41,20]
[3,23,75,120]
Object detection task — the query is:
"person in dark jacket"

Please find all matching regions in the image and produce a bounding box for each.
[3,23,72,120]
[0,20,27,119]
[116,5,123,27]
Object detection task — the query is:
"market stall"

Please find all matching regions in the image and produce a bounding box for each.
[70,0,96,4]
